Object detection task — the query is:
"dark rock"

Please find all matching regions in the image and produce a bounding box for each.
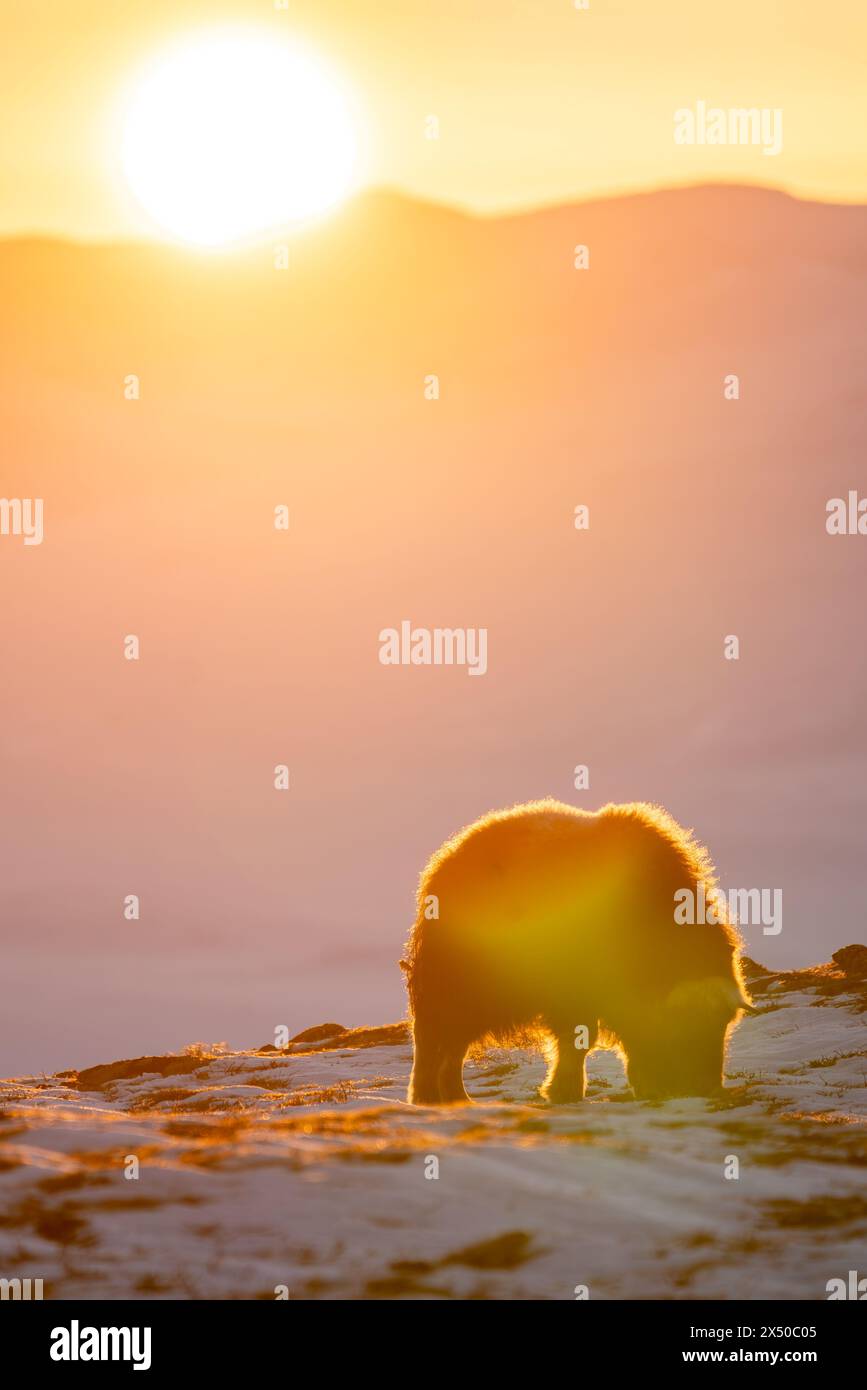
[739,951,863,1001]
[740,956,771,984]
[288,1021,410,1053]
[288,1022,347,1045]
[75,1053,210,1091]
[831,945,867,979]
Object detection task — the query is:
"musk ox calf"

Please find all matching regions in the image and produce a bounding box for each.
[403,800,751,1104]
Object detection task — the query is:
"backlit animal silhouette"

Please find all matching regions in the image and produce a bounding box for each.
[403,800,750,1104]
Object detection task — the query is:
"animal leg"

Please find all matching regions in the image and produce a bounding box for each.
[408,1018,442,1104]
[436,1044,470,1103]
[409,1016,471,1105]
[541,1031,587,1104]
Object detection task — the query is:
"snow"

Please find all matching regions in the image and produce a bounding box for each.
[1,976,865,1300]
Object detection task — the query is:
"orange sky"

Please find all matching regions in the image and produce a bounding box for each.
[2,0,866,235]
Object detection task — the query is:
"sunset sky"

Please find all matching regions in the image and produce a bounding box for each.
[2,0,867,241]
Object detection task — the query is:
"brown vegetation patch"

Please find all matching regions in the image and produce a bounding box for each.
[161,1116,249,1141]
[282,1082,352,1106]
[441,1230,539,1270]
[130,1087,200,1111]
[762,1194,867,1229]
[37,1172,110,1194]
[0,1196,93,1246]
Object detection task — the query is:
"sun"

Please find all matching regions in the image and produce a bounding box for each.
[121,29,358,247]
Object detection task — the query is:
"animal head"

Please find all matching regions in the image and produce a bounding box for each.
[624,975,754,1101]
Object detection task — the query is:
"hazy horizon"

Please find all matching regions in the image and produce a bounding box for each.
[3,176,867,250]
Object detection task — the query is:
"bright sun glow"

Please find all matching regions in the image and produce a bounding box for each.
[121,29,358,246]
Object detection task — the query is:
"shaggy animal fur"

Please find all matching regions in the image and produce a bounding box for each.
[403,800,750,1104]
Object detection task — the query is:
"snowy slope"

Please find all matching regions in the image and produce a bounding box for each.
[1,952,865,1300]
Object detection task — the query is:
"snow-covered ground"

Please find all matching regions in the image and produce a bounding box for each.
[1,954,865,1300]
